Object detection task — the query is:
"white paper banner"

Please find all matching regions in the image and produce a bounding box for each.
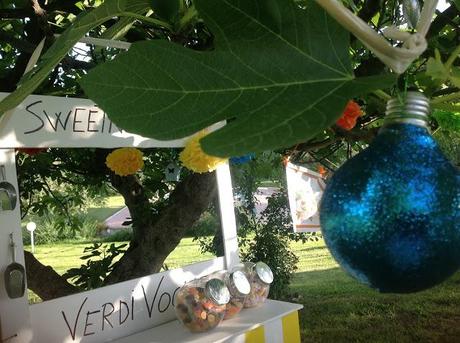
[285,162,325,232]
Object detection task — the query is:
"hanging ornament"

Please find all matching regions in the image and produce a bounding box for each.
[106,147,144,176]
[317,0,438,73]
[179,130,228,173]
[165,162,182,182]
[320,91,460,293]
[336,100,363,131]
[230,153,255,165]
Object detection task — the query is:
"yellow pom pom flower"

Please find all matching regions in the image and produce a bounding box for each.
[106,147,144,176]
[179,131,228,173]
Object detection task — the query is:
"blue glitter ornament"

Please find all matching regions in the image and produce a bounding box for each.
[230,153,255,165]
[320,92,460,293]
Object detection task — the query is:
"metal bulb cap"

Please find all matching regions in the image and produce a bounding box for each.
[384,91,430,128]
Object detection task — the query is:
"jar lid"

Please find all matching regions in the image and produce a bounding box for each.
[205,278,230,305]
[230,271,251,295]
[255,262,274,284]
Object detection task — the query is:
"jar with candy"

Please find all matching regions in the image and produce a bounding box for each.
[235,262,274,308]
[174,278,230,333]
[206,270,251,319]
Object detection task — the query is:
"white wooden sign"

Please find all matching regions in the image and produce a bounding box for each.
[286,162,325,232]
[0,93,239,343]
[30,258,225,343]
[0,92,213,148]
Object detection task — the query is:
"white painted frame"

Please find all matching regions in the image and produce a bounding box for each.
[0,89,239,342]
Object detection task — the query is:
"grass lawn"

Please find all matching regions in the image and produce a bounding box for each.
[291,240,460,343]
[26,239,460,342]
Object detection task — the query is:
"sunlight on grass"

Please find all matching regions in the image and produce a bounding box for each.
[26,237,460,342]
[25,237,214,277]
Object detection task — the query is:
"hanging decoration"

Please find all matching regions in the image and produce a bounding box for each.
[286,162,325,233]
[106,147,144,176]
[179,130,228,173]
[230,153,255,165]
[165,162,182,182]
[317,165,328,178]
[336,100,363,131]
[320,92,460,293]
[317,0,438,74]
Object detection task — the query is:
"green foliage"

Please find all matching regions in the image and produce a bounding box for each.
[240,192,297,299]
[196,154,320,298]
[80,0,396,157]
[187,210,219,237]
[240,191,320,299]
[100,229,133,242]
[151,0,180,22]
[17,148,182,243]
[63,242,127,290]
[433,110,460,132]
[22,214,100,245]
[0,0,151,115]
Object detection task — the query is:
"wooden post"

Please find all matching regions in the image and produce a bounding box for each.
[0,149,33,343]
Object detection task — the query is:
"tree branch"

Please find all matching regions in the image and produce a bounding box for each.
[25,251,79,300]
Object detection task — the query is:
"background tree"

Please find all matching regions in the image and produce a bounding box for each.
[1,0,459,300]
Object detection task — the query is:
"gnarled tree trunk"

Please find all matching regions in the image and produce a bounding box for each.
[25,170,216,299]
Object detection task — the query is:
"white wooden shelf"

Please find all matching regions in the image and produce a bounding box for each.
[111,300,303,343]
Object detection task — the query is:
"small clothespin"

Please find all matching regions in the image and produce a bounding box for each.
[316,0,439,74]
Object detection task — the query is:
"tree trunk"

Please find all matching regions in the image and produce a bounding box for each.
[24,251,79,300]
[24,170,216,299]
[104,172,216,284]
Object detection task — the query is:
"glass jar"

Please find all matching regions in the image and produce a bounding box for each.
[207,270,251,319]
[174,277,230,333]
[235,262,274,308]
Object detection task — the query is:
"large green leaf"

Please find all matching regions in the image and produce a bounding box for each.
[80,0,396,157]
[0,0,150,116]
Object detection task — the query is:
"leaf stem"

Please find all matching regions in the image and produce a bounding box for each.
[445,44,460,71]
[373,90,391,100]
[119,12,172,31]
[178,5,197,31]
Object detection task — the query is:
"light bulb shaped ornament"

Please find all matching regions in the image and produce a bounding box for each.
[320,92,460,293]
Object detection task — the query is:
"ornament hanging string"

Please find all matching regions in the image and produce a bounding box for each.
[316,0,439,74]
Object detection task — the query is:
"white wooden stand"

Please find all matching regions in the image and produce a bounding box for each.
[0,92,302,343]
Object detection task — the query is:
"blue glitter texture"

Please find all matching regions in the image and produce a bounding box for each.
[230,153,255,165]
[320,124,460,293]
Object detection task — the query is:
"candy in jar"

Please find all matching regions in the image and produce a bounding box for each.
[237,262,274,308]
[174,278,230,333]
[209,270,251,319]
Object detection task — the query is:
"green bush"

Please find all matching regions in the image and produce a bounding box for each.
[240,191,299,299]
[186,210,219,237]
[22,212,101,245]
[101,228,133,242]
